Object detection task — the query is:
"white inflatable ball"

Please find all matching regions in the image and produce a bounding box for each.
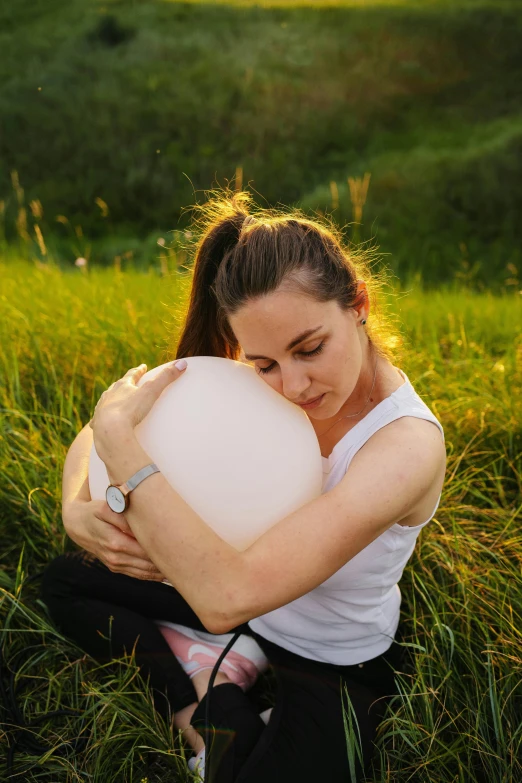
[89,355,323,551]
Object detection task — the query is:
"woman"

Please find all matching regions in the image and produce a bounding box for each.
[41,192,446,782]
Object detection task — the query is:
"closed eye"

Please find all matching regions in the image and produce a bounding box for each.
[257,342,325,375]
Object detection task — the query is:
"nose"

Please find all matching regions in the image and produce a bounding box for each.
[281,368,312,404]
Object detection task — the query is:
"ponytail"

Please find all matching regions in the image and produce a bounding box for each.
[175,195,250,360]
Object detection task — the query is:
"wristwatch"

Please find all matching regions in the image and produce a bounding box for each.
[106,463,160,514]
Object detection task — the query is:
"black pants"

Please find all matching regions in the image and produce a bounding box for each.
[41,551,404,783]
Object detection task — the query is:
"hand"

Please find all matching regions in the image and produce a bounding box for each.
[88,361,187,442]
[63,496,165,581]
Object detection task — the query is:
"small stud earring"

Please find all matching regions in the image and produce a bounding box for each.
[361,319,367,325]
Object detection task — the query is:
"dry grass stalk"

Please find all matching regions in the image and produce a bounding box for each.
[16,207,31,243]
[95,197,109,218]
[235,165,243,192]
[348,171,371,225]
[29,199,43,220]
[34,224,47,257]
[330,181,339,211]
[10,170,24,206]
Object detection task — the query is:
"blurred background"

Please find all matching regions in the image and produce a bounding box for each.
[1,3,522,781]
[1,0,521,289]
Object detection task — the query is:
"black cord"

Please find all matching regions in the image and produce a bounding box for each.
[203,630,242,783]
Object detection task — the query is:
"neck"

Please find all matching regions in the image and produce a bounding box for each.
[337,341,378,417]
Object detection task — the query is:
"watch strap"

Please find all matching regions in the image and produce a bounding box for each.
[121,462,160,494]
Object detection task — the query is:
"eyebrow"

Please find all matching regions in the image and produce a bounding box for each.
[243,326,323,361]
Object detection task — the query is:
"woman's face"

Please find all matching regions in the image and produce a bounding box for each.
[228,285,370,420]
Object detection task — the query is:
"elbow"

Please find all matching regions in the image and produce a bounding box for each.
[202,617,234,635]
[197,566,255,635]
[200,609,243,636]
[200,593,251,635]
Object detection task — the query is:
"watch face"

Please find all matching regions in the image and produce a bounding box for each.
[106,485,126,513]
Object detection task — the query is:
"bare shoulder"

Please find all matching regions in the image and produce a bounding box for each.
[345,415,446,528]
[384,415,445,450]
[354,415,445,474]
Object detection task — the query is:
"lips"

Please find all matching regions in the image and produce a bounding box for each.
[298,394,323,406]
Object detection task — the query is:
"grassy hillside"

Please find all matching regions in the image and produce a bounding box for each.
[1,0,522,286]
[0,260,521,780]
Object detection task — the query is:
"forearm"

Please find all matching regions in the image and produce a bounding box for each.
[62,423,93,515]
[98,428,247,632]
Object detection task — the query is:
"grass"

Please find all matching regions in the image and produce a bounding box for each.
[1,0,522,286]
[0,257,521,780]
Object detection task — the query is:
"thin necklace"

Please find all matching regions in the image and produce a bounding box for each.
[316,351,379,439]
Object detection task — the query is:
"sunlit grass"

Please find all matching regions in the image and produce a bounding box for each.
[1,258,521,780]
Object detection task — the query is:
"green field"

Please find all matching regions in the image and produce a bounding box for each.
[1,0,522,286]
[2,0,522,776]
[0,258,521,780]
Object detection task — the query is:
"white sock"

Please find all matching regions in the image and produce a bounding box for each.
[188,746,205,779]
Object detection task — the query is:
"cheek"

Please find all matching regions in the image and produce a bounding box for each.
[329,345,352,376]
[331,347,358,392]
[337,335,360,371]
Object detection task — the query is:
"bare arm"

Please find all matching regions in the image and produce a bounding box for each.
[95,417,445,632]
[61,423,165,581]
[62,423,94,510]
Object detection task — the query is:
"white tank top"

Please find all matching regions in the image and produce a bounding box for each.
[248,368,445,665]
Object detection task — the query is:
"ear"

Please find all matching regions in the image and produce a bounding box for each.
[356,280,370,320]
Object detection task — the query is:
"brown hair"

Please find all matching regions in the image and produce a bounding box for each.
[175,189,402,365]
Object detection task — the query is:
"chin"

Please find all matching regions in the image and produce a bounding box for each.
[307,398,331,418]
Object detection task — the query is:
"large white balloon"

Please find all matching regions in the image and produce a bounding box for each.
[89,356,323,551]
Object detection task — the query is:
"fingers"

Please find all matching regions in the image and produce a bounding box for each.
[98,503,136,536]
[116,535,155,562]
[123,364,147,379]
[93,504,155,560]
[140,360,187,397]
[99,525,163,575]
[102,552,164,580]
[103,562,165,581]
[92,371,139,417]
[91,383,114,422]
[105,526,156,561]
